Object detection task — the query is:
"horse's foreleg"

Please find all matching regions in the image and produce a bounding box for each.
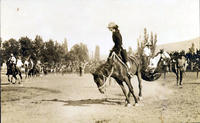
[116,79,130,106]
[119,83,131,105]
[8,75,10,82]
[124,77,138,106]
[13,75,18,84]
[11,76,14,84]
[19,71,23,83]
[180,71,183,85]
[176,70,179,86]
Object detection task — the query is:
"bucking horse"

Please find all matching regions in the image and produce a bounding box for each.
[91,50,170,106]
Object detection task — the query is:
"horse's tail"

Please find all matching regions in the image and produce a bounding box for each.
[141,70,162,81]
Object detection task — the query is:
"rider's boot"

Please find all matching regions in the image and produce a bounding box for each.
[126,62,132,77]
[126,62,131,69]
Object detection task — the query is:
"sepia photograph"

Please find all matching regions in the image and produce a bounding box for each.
[1,0,200,122]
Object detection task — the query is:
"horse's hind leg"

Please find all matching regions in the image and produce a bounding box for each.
[137,72,143,100]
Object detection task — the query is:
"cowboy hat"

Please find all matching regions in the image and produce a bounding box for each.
[107,22,118,29]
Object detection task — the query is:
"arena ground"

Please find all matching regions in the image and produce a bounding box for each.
[1,72,200,123]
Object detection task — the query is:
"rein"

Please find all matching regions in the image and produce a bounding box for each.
[98,52,128,90]
[98,66,114,90]
[110,52,128,68]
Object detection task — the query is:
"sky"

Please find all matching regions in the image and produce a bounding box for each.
[1,0,199,56]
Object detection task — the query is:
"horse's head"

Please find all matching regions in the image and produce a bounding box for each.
[91,72,106,94]
[147,50,170,72]
[91,59,114,94]
[159,50,171,61]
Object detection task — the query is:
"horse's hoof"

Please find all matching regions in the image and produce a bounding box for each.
[125,103,132,107]
[138,96,143,101]
[135,103,139,106]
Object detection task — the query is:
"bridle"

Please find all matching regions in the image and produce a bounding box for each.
[98,52,116,90]
[98,52,127,90]
[98,66,114,90]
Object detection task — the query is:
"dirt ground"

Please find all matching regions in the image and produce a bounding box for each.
[1,72,200,123]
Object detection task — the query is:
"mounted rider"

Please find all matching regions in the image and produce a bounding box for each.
[24,59,29,68]
[8,53,17,65]
[142,42,153,70]
[16,56,23,69]
[107,22,131,70]
[6,53,16,75]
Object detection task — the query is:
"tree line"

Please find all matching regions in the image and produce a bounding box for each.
[0,35,89,66]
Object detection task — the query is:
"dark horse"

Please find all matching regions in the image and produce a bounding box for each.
[28,64,40,77]
[6,61,22,84]
[91,52,142,106]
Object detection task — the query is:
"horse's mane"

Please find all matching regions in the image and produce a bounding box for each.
[94,60,112,77]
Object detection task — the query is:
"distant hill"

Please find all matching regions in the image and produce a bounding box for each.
[156,37,200,52]
[98,37,200,60]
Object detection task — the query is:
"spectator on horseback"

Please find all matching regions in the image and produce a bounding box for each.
[143,42,152,57]
[143,42,152,68]
[16,56,23,69]
[28,58,34,69]
[24,59,29,67]
[107,22,130,70]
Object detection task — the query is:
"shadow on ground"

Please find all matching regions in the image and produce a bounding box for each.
[184,82,200,85]
[41,98,125,106]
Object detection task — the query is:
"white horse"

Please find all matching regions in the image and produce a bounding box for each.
[147,50,171,73]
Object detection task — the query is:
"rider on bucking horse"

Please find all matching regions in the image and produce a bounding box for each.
[107,22,131,71]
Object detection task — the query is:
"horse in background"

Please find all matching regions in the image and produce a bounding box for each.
[91,52,142,106]
[159,52,171,79]
[28,60,41,77]
[141,50,171,81]
[24,58,34,78]
[161,58,171,79]
[194,58,200,78]
[24,59,29,78]
[6,60,22,84]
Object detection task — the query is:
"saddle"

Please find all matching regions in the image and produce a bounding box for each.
[109,51,139,77]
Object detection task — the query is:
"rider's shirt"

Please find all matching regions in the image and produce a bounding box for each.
[9,56,17,64]
[178,58,186,67]
[16,59,23,68]
[143,47,151,57]
[29,60,34,68]
[24,60,29,66]
[112,30,122,49]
